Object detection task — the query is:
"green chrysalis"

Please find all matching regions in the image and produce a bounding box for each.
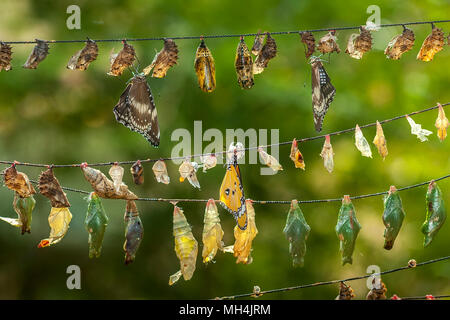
[283,200,310,267]
[422,181,446,247]
[85,192,108,258]
[335,195,361,266]
[124,200,144,265]
[382,186,405,250]
[14,192,36,234]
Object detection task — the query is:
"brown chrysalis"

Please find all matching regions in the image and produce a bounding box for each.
[67,39,99,70]
[194,39,216,92]
[300,32,316,58]
[38,167,70,208]
[3,165,36,198]
[366,279,387,300]
[130,160,144,185]
[0,42,12,72]
[384,27,415,60]
[417,25,445,61]
[253,33,277,75]
[235,37,254,89]
[317,31,340,54]
[81,164,138,200]
[23,39,49,69]
[346,26,372,59]
[108,41,136,76]
[335,282,355,300]
[143,38,179,78]
[251,30,266,56]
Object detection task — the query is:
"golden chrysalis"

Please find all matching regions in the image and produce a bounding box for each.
[194,39,216,92]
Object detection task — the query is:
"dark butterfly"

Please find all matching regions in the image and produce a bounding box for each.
[311,57,336,132]
[113,74,160,147]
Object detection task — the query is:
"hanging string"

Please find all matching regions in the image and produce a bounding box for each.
[0,102,447,169]
[214,255,450,299]
[12,173,449,204]
[2,19,450,44]
[400,294,450,300]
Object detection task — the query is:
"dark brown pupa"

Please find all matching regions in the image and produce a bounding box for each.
[300,32,316,58]
[38,167,71,208]
[0,42,13,71]
[345,26,372,59]
[67,39,98,70]
[144,38,179,78]
[23,39,49,69]
[384,26,415,60]
[108,41,136,76]
[253,33,277,74]
[317,31,340,54]
[130,160,144,185]
[235,37,254,89]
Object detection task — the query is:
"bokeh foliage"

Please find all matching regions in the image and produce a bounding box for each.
[0,0,449,299]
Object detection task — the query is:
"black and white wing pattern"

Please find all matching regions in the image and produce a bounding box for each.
[113,75,160,147]
[311,59,336,132]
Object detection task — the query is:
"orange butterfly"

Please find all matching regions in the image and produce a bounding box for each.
[219,154,247,230]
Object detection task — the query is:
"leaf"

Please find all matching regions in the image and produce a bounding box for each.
[202,199,224,263]
[258,147,283,172]
[289,139,305,170]
[382,186,405,250]
[335,195,361,265]
[435,103,449,141]
[38,207,72,248]
[283,200,311,267]
[85,192,108,258]
[320,135,334,173]
[171,206,198,285]
[354,125,372,158]
[406,115,433,142]
[152,160,170,184]
[421,181,446,247]
[109,164,124,193]
[373,121,388,160]
[124,200,144,264]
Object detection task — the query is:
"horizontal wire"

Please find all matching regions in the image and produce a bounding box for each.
[215,255,450,299]
[2,20,450,44]
[0,102,447,169]
[16,173,450,204]
[400,294,450,300]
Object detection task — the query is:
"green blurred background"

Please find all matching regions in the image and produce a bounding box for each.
[0,0,449,300]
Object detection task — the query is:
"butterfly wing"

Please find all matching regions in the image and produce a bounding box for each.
[219,160,247,230]
[113,75,160,147]
[311,60,336,132]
